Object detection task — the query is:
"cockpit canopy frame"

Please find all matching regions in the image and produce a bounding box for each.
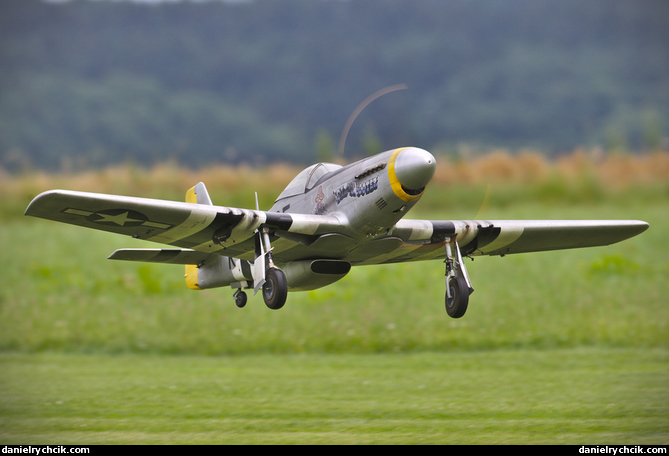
[275,162,343,201]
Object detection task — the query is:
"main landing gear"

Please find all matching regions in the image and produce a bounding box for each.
[262,267,288,310]
[233,226,288,310]
[444,237,474,318]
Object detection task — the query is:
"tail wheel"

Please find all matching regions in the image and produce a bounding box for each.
[234,290,247,308]
[263,268,288,310]
[445,276,469,318]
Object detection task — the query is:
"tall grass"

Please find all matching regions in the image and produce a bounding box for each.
[2,149,668,218]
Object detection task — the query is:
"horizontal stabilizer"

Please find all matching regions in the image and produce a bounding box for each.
[108,248,215,265]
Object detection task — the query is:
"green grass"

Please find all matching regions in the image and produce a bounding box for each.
[1,349,667,444]
[1,197,667,354]
[1,183,668,444]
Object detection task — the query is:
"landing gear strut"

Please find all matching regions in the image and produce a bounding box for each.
[253,226,288,310]
[444,237,473,318]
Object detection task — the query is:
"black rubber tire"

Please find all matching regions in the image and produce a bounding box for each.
[235,291,247,308]
[263,268,288,310]
[445,276,469,318]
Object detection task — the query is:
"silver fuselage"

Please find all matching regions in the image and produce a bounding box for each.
[270,147,436,238]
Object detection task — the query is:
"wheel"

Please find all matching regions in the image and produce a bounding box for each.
[445,276,469,318]
[263,268,288,310]
[234,290,247,308]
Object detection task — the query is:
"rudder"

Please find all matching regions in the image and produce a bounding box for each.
[184,182,213,289]
[185,182,213,206]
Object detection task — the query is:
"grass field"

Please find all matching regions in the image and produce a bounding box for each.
[1,349,667,444]
[1,151,668,444]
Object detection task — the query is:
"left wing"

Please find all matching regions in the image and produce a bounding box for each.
[454,220,649,256]
[357,219,649,265]
[25,189,344,261]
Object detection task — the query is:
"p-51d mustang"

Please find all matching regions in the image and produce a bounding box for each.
[25,147,648,318]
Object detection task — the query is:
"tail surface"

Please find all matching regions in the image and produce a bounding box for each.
[184,182,213,289]
[185,182,213,206]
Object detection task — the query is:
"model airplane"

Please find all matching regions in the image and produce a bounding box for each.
[25,147,648,318]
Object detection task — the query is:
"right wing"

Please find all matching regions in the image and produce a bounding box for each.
[25,189,344,261]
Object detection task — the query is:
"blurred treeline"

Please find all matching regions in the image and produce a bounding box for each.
[1,0,668,171]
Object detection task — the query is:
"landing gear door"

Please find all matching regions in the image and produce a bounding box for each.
[252,232,266,295]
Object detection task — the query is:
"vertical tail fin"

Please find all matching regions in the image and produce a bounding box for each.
[185,182,213,206]
[184,182,213,289]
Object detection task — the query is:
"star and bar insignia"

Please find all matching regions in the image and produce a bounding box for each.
[62,208,172,230]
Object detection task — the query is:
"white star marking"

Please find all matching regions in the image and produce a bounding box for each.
[95,211,144,226]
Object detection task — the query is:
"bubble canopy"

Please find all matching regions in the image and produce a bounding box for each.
[275,163,343,201]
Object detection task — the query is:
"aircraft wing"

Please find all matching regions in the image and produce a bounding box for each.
[453,220,649,256]
[364,219,650,265]
[25,190,648,266]
[24,189,344,261]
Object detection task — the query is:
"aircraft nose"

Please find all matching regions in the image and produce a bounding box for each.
[392,147,437,191]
